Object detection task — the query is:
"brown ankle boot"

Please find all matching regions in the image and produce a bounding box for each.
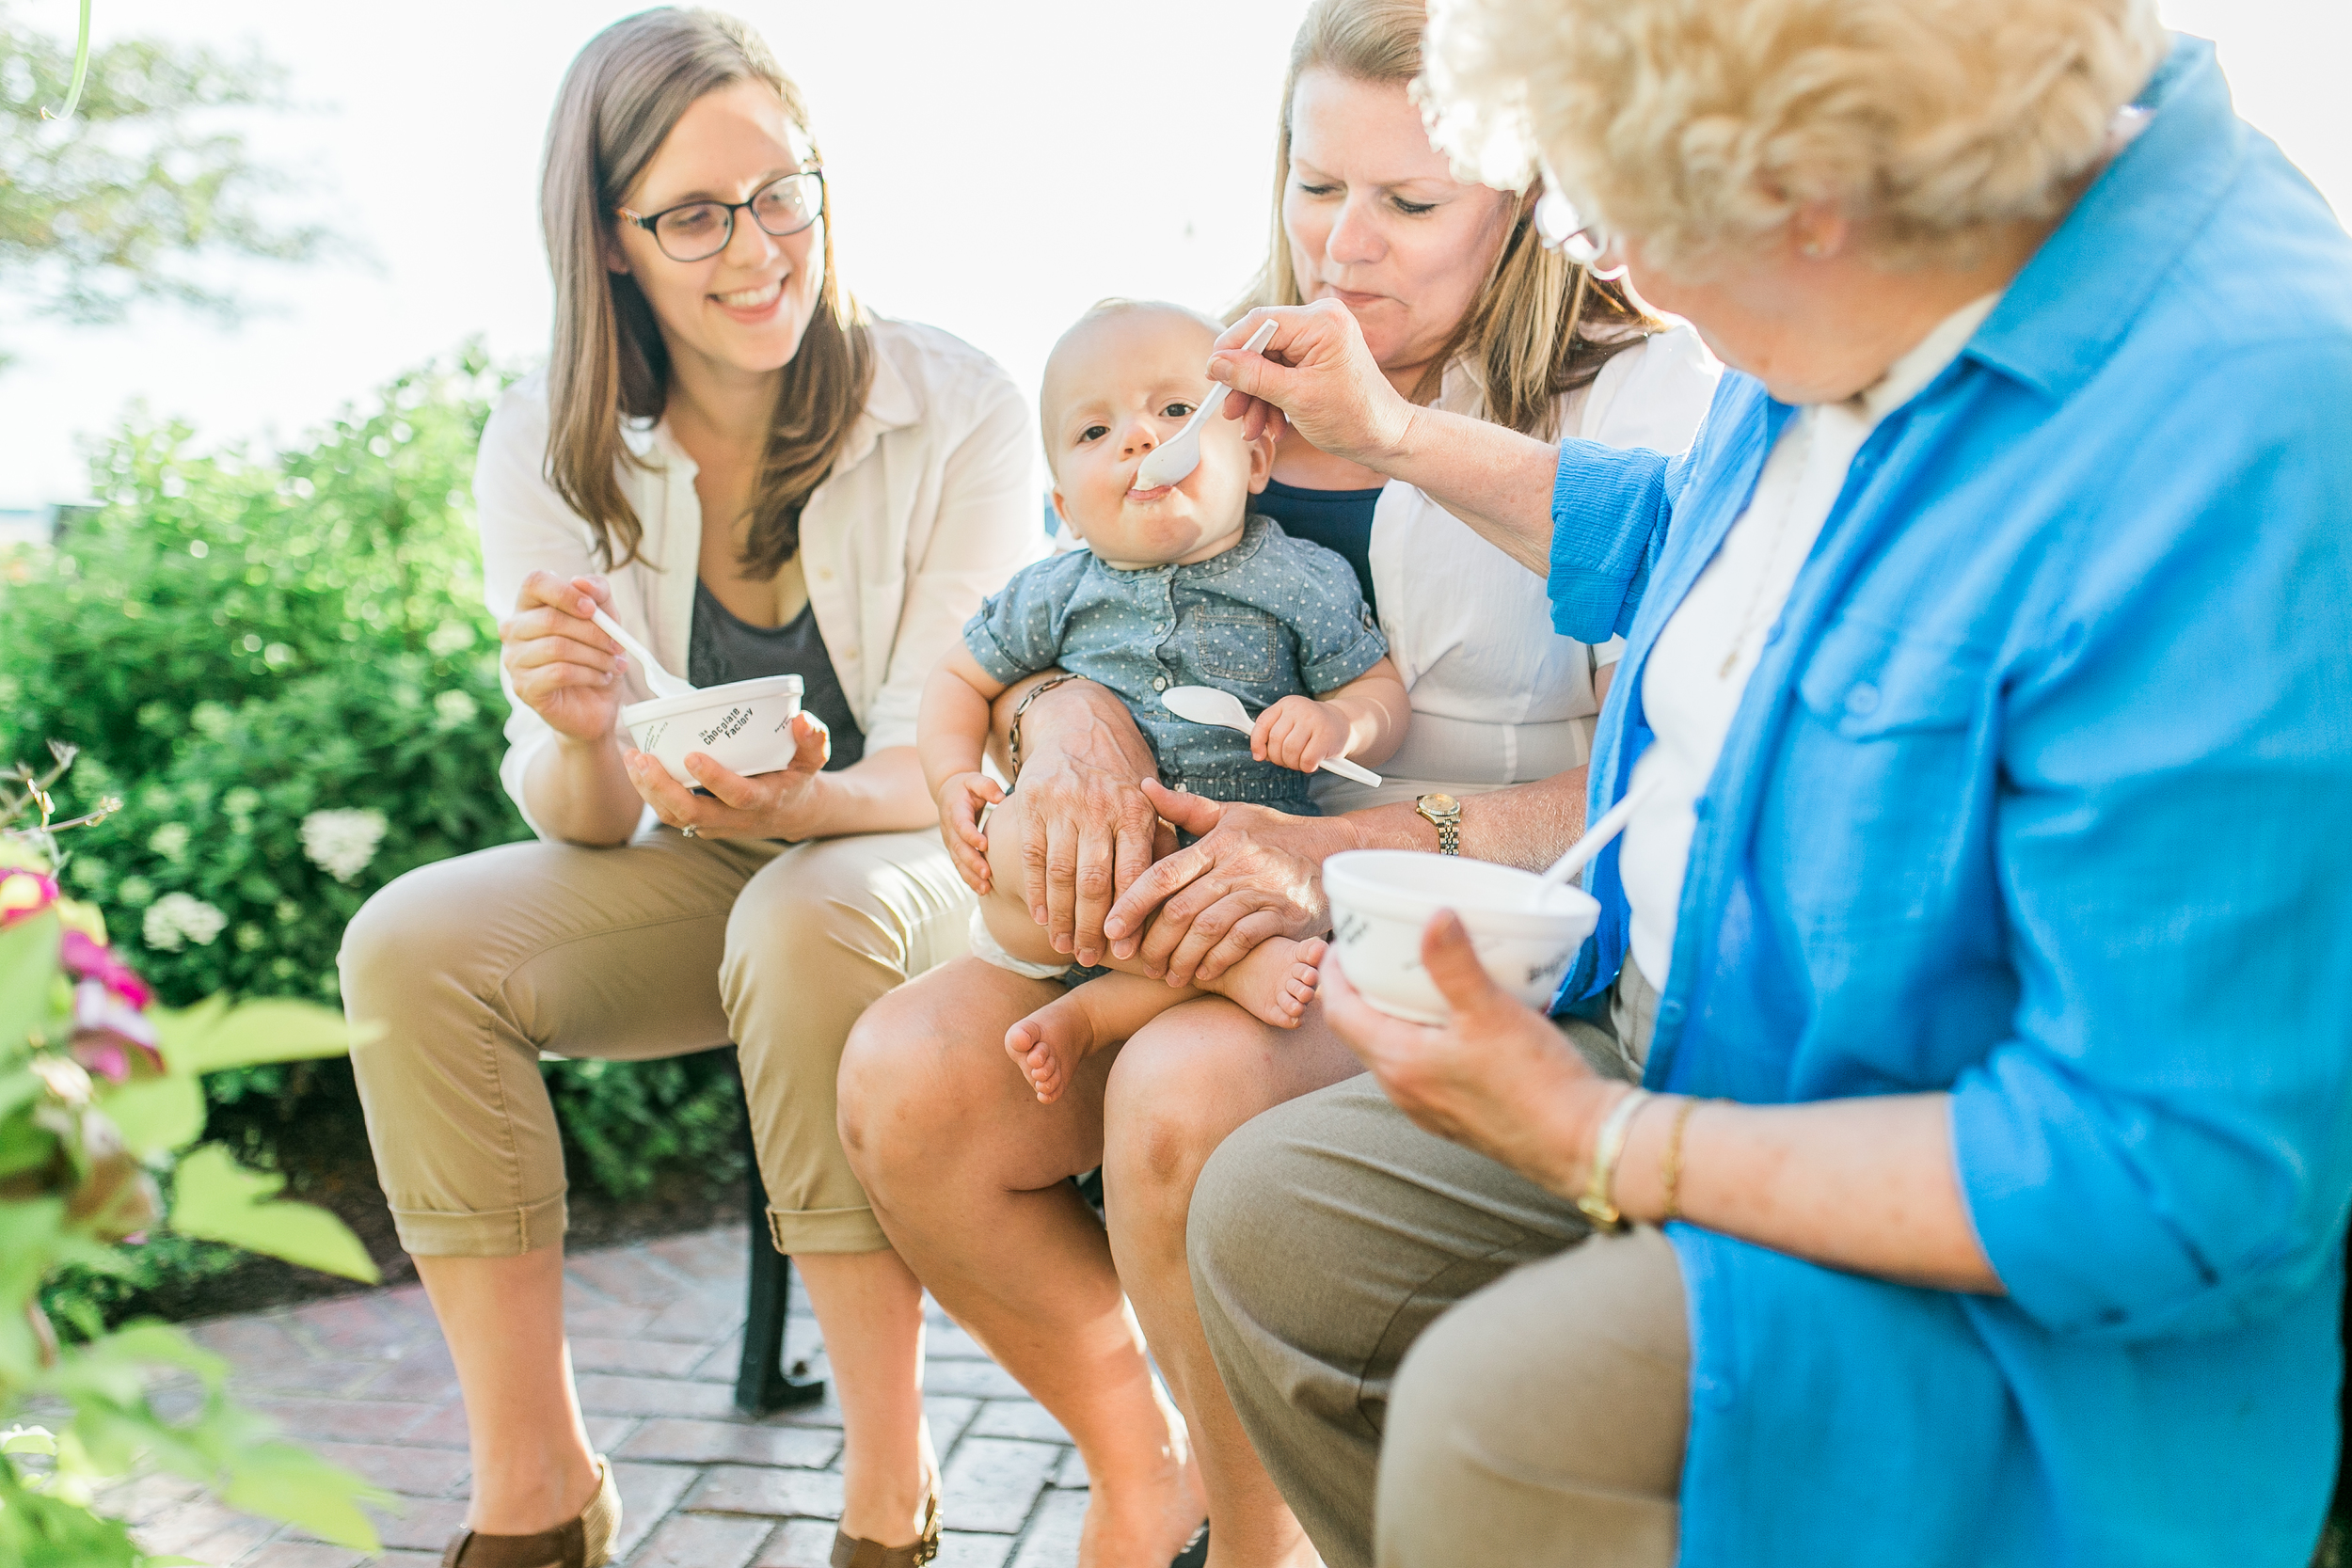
[441,1456,620,1568]
[830,1487,941,1567]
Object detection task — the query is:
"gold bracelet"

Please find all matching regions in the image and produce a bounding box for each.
[1576,1087,1651,1233]
[1007,674,1085,782]
[1661,1097,1703,1223]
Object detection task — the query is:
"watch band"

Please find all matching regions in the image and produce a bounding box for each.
[1414,794,1462,856]
[1577,1087,1652,1233]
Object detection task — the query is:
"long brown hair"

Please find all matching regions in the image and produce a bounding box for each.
[1236,0,1654,439]
[539,8,872,575]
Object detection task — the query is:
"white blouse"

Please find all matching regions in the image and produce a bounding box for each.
[1320,325,1720,808]
[474,316,1045,836]
[1620,294,1998,990]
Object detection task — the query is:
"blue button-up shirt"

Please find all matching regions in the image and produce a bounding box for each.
[1549,39,2352,1567]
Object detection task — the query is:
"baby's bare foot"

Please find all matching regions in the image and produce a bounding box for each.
[1201,936,1324,1029]
[1005,991,1104,1105]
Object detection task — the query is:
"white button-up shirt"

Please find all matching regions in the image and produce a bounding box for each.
[1326,325,1719,804]
[474,316,1044,835]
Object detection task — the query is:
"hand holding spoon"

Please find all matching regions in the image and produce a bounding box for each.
[1162,684,1382,787]
[589,607,696,700]
[1134,320,1280,490]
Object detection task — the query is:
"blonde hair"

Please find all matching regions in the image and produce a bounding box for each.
[540,8,872,574]
[1421,0,2169,273]
[1237,0,1653,439]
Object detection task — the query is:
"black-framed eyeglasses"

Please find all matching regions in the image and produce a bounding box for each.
[616,170,825,263]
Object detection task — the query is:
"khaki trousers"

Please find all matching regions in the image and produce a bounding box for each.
[340,823,971,1258]
[1187,969,1686,1568]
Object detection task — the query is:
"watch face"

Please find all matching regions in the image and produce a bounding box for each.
[1422,793,1460,816]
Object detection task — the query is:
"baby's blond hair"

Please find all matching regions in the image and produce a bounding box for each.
[1039,299,1225,473]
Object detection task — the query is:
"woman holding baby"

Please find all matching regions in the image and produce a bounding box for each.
[338,12,1042,1567]
[839,2,1716,1562]
[877,3,2352,1568]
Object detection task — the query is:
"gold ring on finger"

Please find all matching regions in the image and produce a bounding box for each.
[681,824,699,839]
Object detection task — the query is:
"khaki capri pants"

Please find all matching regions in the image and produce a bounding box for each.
[340,823,970,1259]
[1187,967,1688,1568]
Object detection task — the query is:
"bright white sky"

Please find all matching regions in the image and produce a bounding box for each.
[2,0,2344,507]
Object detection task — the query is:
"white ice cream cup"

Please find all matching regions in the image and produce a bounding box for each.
[620,674,804,785]
[1323,849,1600,1024]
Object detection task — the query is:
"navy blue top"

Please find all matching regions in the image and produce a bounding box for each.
[1555,38,2352,1567]
[1251,477,1382,617]
[687,578,865,770]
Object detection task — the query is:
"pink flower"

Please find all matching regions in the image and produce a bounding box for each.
[0,867,57,927]
[71,980,163,1082]
[60,929,153,1010]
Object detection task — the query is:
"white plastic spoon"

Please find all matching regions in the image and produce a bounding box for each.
[1162,684,1383,788]
[589,607,696,700]
[1534,771,1662,897]
[1133,319,1280,490]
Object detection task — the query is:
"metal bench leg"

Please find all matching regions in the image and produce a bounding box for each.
[731,1053,826,1417]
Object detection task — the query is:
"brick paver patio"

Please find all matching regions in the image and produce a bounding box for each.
[107,1226,1090,1567]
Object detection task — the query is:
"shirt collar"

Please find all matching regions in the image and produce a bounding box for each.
[1818,292,2004,430]
[1085,514,1271,579]
[1969,34,2241,403]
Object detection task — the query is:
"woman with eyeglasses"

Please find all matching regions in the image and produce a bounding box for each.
[836,3,1715,1562]
[337,11,1040,1567]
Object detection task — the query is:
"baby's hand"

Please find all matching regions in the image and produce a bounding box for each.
[937,771,1002,894]
[1251,695,1351,774]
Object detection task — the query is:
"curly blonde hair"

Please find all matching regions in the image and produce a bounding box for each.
[1419,0,2168,272]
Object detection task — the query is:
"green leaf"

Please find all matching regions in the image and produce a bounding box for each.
[0,910,63,1051]
[166,1146,376,1282]
[218,1441,384,1552]
[0,1066,47,1123]
[147,997,364,1077]
[0,1425,58,1456]
[96,1071,204,1156]
[0,1108,57,1182]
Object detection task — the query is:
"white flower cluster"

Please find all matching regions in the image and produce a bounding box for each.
[144,892,228,952]
[301,808,389,883]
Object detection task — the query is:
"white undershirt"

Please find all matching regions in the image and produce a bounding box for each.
[1619,293,2000,991]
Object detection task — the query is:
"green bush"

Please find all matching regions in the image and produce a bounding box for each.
[0,350,743,1220]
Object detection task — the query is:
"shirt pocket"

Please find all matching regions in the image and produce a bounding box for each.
[1781,613,1995,933]
[1188,604,1280,684]
[1795,614,1988,739]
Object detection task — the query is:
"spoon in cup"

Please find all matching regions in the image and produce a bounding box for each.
[1134,319,1280,490]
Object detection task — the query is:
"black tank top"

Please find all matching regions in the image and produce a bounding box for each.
[686,578,866,770]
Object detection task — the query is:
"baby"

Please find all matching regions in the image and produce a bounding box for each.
[920,299,1408,1103]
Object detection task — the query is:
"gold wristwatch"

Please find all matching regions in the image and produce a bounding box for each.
[1414,792,1463,856]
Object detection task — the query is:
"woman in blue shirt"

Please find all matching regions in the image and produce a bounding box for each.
[1099,4,2351,1566]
